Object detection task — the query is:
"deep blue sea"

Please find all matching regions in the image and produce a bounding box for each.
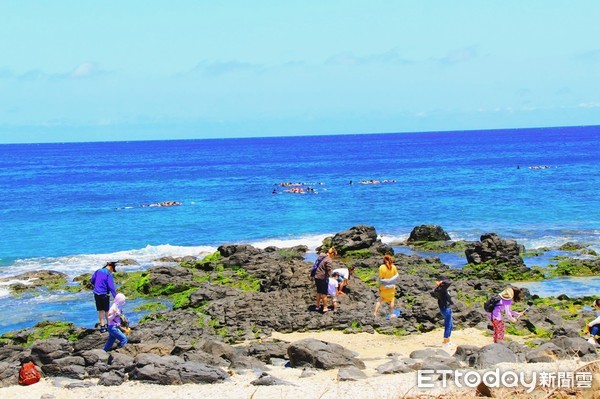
[1,126,599,333]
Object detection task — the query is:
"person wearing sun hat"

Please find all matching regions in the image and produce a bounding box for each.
[490,286,523,343]
[90,261,118,333]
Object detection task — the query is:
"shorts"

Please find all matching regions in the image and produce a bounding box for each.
[315,279,328,295]
[94,294,110,311]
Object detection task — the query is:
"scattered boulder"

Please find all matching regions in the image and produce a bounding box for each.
[465,233,524,266]
[117,259,139,266]
[526,342,563,363]
[287,338,365,370]
[337,366,368,381]
[250,372,294,386]
[409,348,451,360]
[453,345,480,367]
[376,358,416,374]
[1,270,68,293]
[464,233,533,280]
[241,341,289,364]
[550,336,597,357]
[98,370,126,386]
[419,355,462,372]
[138,266,199,295]
[29,339,73,365]
[407,225,451,242]
[319,225,393,256]
[476,344,517,368]
[559,242,587,251]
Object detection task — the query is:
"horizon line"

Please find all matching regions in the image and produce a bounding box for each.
[0,123,597,146]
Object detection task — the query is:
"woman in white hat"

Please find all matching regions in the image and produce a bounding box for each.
[490,286,523,343]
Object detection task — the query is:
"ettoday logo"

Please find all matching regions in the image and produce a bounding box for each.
[417,369,593,393]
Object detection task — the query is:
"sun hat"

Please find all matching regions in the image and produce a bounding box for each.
[105,261,117,272]
[500,287,514,300]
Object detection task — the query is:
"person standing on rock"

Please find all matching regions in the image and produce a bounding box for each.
[433,277,454,347]
[103,293,128,351]
[490,286,523,343]
[328,271,340,312]
[314,247,337,313]
[374,254,398,317]
[90,261,118,333]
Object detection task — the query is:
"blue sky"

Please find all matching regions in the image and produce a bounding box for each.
[1,1,599,143]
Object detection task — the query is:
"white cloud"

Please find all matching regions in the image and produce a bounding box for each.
[0,63,108,81]
[325,48,413,66]
[70,62,96,78]
[438,45,480,65]
[188,60,264,76]
[578,102,600,109]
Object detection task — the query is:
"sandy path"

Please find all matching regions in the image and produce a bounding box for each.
[0,328,563,399]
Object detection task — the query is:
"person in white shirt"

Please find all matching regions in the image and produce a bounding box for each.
[587,298,600,346]
[327,272,340,312]
[332,266,355,295]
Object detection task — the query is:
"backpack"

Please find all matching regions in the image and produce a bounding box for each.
[310,256,327,278]
[483,294,502,313]
[120,312,129,328]
[18,361,41,386]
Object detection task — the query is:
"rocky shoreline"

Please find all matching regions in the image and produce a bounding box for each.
[1,225,599,397]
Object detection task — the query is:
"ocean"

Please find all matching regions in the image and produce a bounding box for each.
[1,126,599,334]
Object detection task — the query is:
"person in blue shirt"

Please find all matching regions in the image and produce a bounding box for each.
[90,261,118,332]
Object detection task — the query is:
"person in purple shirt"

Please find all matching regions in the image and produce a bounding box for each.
[489,286,523,343]
[90,261,118,332]
[103,293,128,351]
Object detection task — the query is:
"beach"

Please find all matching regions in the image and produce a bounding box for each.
[1,327,591,399]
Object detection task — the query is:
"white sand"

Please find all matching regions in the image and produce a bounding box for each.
[0,328,588,399]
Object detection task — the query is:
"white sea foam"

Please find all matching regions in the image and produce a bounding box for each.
[0,244,218,280]
[379,233,409,244]
[249,233,332,252]
[0,286,11,298]
[519,233,600,251]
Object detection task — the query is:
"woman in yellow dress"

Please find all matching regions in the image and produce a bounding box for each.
[374,254,399,317]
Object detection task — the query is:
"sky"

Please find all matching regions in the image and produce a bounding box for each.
[0,1,599,144]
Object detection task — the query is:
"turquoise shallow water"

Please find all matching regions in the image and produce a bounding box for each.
[0,126,599,333]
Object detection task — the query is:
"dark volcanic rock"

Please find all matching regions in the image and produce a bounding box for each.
[240,341,289,364]
[141,266,198,295]
[465,233,524,266]
[0,226,585,387]
[250,372,294,386]
[337,366,368,381]
[476,344,517,368]
[287,338,365,370]
[129,353,228,385]
[550,336,597,357]
[98,370,126,386]
[464,233,531,280]
[1,270,68,293]
[29,339,73,365]
[376,358,415,374]
[407,225,451,242]
[320,225,393,256]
